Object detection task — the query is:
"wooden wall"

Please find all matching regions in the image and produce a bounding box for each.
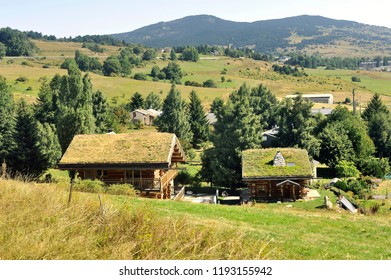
[245,179,308,202]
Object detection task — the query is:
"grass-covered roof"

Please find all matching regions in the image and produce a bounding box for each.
[59,131,181,166]
[242,148,313,179]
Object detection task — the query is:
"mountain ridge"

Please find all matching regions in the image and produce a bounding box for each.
[111,14,391,54]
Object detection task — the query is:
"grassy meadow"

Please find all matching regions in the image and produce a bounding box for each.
[1,40,391,110]
[2,178,391,260]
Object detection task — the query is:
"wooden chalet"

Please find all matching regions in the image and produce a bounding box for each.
[242,148,313,202]
[58,131,185,199]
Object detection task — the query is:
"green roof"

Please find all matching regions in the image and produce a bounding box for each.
[59,131,183,166]
[242,148,313,179]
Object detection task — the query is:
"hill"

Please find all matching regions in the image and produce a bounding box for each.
[111,15,391,56]
[2,39,391,109]
[2,178,391,259]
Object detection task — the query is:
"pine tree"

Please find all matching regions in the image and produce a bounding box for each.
[156,85,193,147]
[92,90,110,133]
[362,93,389,121]
[278,93,320,157]
[34,79,58,125]
[9,100,49,177]
[145,92,162,110]
[127,92,145,111]
[201,84,262,187]
[188,90,209,148]
[250,84,279,129]
[0,76,15,164]
[36,122,62,168]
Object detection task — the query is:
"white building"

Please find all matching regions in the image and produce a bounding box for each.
[131,109,162,126]
[285,94,333,104]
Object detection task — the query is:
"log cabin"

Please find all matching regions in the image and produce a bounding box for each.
[242,148,313,202]
[58,131,185,199]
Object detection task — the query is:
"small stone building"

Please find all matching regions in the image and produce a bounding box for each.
[242,148,313,202]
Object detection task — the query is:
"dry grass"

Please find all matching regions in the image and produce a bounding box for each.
[59,132,177,165]
[242,148,312,178]
[0,179,273,260]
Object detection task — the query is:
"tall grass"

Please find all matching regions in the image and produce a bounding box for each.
[0,179,273,260]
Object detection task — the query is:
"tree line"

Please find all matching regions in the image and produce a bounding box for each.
[199,85,391,188]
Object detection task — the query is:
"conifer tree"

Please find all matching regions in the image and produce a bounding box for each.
[145,92,162,110]
[188,90,209,148]
[156,85,193,147]
[362,93,389,121]
[0,76,15,164]
[9,100,49,177]
[201,84,262,187]
[34,79,58,125]
[36,122,62,168]
[92,90,110,133]
[127,92,145,111]
[250,84,279,129]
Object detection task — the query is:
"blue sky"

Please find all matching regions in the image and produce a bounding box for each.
[1,0,390,37]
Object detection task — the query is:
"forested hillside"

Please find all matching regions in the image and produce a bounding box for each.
[111,15,391,55]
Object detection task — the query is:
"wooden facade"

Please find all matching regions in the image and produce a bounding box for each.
[245,178,310,202]
[242,148,313,202]
[58,132,185,199]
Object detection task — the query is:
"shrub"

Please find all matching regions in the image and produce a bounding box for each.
[106,184,137,196]
[335,160,360,178]
[16,76,28,82]
[134,73,147,80]
[203,79,217,88]
[351,76,361,82]
[358,157,390,179]
[74,179,105,193]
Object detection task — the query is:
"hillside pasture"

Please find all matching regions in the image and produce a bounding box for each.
[2,178,391,260]
[1,40,391,109]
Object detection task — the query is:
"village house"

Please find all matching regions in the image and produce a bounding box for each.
[285,93,333,104]
[242,148,313,202]
[130,108,162,126]
[58,131,185,199]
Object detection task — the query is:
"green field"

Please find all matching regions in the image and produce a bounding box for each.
[2,178,391,260]
[2,40,391,110]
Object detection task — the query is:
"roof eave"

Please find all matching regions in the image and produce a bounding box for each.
[58,162,170,170]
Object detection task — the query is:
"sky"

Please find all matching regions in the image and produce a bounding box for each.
[1,0,391,37]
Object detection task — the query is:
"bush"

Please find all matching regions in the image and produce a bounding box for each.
[335,160,360,178]
[351,76,361,82]
[16,76,28,82]
[106,184,137,196]
[358,157,390,178]
[74,179,105,193]
[203,79,217,88]
[134,73,147,80]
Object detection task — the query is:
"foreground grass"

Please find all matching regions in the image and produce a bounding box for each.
[113,189,391,260]
[2,178,391,260]
[0,179,272,260]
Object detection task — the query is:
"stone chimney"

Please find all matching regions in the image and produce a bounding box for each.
[273,151,286,167]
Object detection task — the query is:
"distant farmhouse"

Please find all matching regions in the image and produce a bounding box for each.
[285,93,333,104]
[58,131,185,199]
[131,109,162,126]
[242,148,313,202]
[261,127,279,148]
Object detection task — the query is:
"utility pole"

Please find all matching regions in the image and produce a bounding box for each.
[352,89,356,116]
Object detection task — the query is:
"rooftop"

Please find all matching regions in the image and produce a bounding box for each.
[59,131,184,168]
[242,148,313,179]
